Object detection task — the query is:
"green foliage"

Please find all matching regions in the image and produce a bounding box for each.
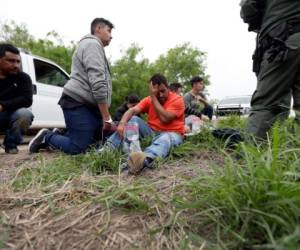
[1,21,210,113]
[111,44,151,112]
[170,128,219,160]
[4,19,300,250]
[12,154,83,190]
[5,109,300,249]
[12,150,123,190]
[152,42,210,87]
[170,141,198,159]
[140,135,153,149]
[80,149,124,174]
[110,43,209,113]
[94,182,153,211]
[174,121,300,249]
[0,21,33,48]
[185,126,219,148]
[0,21,75,72]
[217,115,247,129]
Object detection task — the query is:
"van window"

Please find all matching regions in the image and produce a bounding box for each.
[34,59,69,87]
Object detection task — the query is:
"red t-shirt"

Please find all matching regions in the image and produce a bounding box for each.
[137,92,185,135]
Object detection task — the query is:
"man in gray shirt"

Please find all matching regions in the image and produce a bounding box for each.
[184,76,213,120]
[29,18,114,154]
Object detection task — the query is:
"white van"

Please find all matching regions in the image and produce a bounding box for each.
[20,49,69,129]
[216,95,296,118]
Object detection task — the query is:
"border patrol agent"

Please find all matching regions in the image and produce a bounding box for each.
[241,0,300,139]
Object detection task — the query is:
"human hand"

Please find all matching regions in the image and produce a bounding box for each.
[116,122,125,139]
[149,81,159,96]
[184,125,191,134]
[196,95,205,102]
[103,121,112,131]
[0,104,3,112]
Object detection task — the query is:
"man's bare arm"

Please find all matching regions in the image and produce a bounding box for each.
[117,106,142,138]
[98,103,112,130]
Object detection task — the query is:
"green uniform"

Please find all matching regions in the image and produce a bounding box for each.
[245,0,300,139]
[261,1,300,37]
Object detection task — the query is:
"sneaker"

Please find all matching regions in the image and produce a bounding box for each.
[28,128,50,153]
[5,147,18,154]
[127,151,147,175]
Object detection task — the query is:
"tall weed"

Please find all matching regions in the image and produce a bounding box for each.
[175,121,300,249]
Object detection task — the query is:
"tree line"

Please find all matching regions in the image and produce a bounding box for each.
[0,21,210,112]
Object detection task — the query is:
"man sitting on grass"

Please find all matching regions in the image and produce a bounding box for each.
[100,73,185,174]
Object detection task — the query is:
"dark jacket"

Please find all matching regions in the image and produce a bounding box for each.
[113,103,129,122]
[0,72,33,111]
[113,103,141,122]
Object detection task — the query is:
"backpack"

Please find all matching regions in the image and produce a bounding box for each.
[212,128,244,148]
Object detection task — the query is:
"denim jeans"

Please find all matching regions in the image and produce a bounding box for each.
[0,108,33,149]
[106,116,183,159]
[45,106,102,155]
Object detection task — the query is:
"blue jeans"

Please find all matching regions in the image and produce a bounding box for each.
[45,106,102,155]
[106,116,183,159]
[0,108,33,149]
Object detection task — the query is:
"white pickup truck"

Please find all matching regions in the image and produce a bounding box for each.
[20,49,69,129]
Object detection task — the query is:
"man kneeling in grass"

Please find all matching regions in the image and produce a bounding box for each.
[101,73,185,174]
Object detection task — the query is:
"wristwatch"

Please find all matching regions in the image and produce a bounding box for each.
[104,117,113,124]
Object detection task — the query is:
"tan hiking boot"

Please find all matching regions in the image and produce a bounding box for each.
[127,151,147,174]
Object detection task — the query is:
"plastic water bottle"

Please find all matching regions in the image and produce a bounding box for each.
[122,122,141,154]
[191,116,202,133]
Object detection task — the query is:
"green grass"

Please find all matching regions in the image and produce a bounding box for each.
[5,116,300,249]
[94,181,154,212]
[173,120,300,249]
[12,149,124,191]
[217,115,247,129]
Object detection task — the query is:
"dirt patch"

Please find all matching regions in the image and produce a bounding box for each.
[0,146,57,183]
[1,146,34,183]
[0,149,222,249]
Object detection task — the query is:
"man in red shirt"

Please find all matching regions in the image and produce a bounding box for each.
[102,73,185,174]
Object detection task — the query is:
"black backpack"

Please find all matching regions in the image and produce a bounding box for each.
[212,128,244,148]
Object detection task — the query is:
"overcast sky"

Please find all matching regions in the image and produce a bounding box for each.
[0,0,257,100]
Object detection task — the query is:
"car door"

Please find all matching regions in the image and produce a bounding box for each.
[29,56,69,128]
